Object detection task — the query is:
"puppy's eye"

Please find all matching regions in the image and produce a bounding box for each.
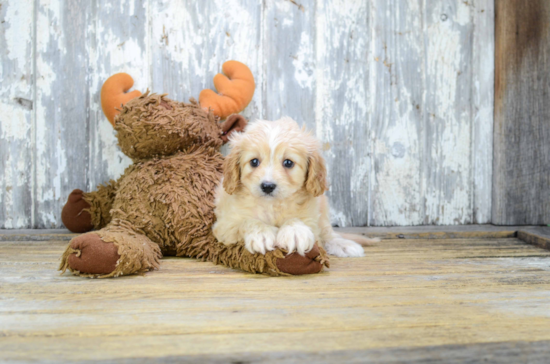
[283,159,294,168]
[250,158,260,167]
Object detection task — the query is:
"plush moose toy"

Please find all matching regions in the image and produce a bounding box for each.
[59,61,329,278]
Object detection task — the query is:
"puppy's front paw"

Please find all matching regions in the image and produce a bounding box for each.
[244,226,277,255]
[325,238,364,257]
[276,224,315,256]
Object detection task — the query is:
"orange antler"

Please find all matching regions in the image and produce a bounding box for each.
[199,61,255,119]
[101,73,142,126]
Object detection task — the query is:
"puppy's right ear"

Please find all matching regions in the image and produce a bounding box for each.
[223,146,241,194]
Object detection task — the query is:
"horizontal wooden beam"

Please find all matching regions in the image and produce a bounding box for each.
[2,225,548,242]
[517,227,550,250]
[337,225,520,240]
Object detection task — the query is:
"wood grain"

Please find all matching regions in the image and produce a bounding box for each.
[0,1,496,228]
[0,0,34,229]
[87,0,150,191]
[316,0,370,227]
[33,0,93,228]
[471,0,494,224]
[493,0,550,225]
[517,226,550,251]
[150,0,263,120]
[39,340,548,364]
[370,0,425,226]
[263,0,316,131]
[2,237,550,362]
[0,224,534,241]
[423,0,474,224]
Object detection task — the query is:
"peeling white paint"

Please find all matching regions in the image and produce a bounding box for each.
[85,0,151,190]
[292,32,314,90]
[374,122,423,226]
[36,0,64,54]
[330,206,349,227]
[35,57,56,97]
[0,0,34,228]
[0,102,30,140]
[423,0,475,224]
[455,2,471,26]
[4,1,33,63]
[0,0,495,228]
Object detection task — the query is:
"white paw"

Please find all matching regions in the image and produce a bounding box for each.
[244,226,277,254]
[276,224,315,256]
[325,238,364,257]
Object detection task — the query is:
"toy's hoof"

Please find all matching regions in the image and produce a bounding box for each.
[67,233,120,274]
[276,244,324,275]
[62,189,94,233]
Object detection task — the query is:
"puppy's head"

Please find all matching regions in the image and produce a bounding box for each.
[223,117,327,199]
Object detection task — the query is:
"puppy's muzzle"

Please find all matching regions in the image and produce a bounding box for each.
[261,182,277,195]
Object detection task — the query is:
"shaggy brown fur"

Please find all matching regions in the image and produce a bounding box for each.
[59,93,329,277]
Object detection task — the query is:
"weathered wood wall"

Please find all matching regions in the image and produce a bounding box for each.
[0,0,494,228]
[493,0,550,225]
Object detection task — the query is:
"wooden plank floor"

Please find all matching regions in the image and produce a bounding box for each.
[2,234,550,363]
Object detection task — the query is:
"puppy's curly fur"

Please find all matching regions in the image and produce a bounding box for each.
[213,117,377,257]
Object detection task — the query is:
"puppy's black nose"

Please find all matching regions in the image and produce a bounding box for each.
[261,182,277,194]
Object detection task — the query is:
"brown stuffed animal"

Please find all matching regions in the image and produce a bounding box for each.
[59,61,329,278]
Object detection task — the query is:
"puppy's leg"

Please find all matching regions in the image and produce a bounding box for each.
[240,219,278,255]
[317,195,366,258]
[324,234,365,257]
[214,217,277,255]
[276,219,316,256]
[213,206,278,255]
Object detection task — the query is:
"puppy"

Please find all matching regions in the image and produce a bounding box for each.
[212,117,378,257]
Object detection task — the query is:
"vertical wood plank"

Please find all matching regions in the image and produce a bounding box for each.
[263,0,316,130]
[0,0,34,228]
[315,0,370,227]
[422,0,474,225]
[493,0,550,225]
[34,0,92,227]
[369,0,425,226]
[471,0,494,224]
[87,0,149,190]
[149,0,263,122]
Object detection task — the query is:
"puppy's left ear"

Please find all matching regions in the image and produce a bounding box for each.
[220,114,247,144]
[305,150,328,197]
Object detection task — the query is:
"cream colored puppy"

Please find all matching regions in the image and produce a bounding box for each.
[213,117,377,257]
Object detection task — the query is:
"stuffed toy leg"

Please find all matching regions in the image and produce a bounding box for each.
[61,181,117,233]
[59,221,328,278]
